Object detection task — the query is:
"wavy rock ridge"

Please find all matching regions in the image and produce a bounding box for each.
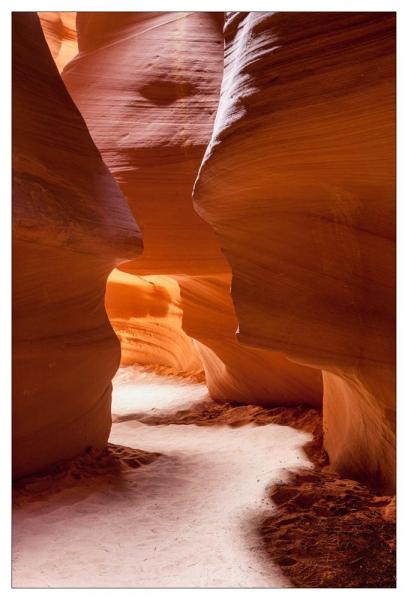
[13,13,141,478]
[60,11,322,408]
[21,12,396,494]
[105,270,203,374]
[194,12,396,490]
[38,11,78,72]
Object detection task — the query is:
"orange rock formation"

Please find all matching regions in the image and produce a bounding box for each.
[12,13,141,478]
[61,11,322,408]
[105,271,202,374]
[178,274,321,406]
[18,12,395,493]
[194,12,396,490]
[62,11,225,275]
[38,12,78,72]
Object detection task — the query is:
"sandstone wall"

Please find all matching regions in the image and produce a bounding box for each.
[61,11,322,408]
[62,11,225,275]
[106,270,203,374]
[178,274,322,406]
[13,13,142,478]
[194,12,396,489]
[38,11,78,72]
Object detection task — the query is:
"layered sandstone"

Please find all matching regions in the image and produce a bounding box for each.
[178,274,322,406]
[106,270,202,374]
[13,13,141,478]
[61,11,322,407]
[38,11,78,72]
[62,11,225,275]
[194,12,396,489]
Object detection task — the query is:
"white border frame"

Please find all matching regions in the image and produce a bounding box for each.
[1,2,406,598]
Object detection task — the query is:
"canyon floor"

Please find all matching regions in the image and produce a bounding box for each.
[12,367,395,588]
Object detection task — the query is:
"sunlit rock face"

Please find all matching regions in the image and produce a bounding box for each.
[106,270,203,374]
[38,11,78,72]
[194,12,396,489]
[12,13,142,478]
[61,11,322,408]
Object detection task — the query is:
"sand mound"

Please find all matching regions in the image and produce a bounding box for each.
[121,395,321,430]
[260,469,396,587]
[13,444,161,507]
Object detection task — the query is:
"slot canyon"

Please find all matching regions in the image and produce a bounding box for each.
[12,11,396,588]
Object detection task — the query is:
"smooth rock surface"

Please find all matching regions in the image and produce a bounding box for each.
[194,12,396,489]
[178,274,322,406]
[62,11,321,408]
[39,11,78,72]
[63,11,226,275]
[13,13,142,478]
[105,270,203,374]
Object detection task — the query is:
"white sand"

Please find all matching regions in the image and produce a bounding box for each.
[13,367,313,588]
[111,366,208,419]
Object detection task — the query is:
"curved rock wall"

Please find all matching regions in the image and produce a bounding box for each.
[38,11,78,72]
[106,270,203,374]
[178,274,322,406]
[60,11,322,408]
[13,13,142,478]
[62,11,225,275]
[194,12,396,489]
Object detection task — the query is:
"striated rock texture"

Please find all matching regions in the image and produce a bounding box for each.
[13,13,142,478]
[38,11,78,72]
[194,12,396,489]
[62,11,225,275]
[105,270,202,374]
[61,11,322,408]
[178,274,322,406]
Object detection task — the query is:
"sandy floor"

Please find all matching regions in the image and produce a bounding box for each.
[260,469,396,587]
[12,366,313,588]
